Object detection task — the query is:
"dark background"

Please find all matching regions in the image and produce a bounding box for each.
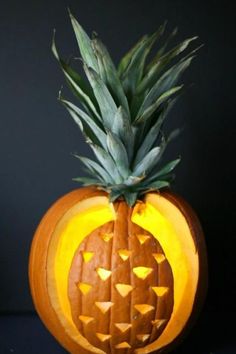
[0,0,235,353]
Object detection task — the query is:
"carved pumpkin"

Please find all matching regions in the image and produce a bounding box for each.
[29,12,207,354]
[29,188,207,353]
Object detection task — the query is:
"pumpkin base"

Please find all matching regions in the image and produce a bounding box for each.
[29,188,207,354]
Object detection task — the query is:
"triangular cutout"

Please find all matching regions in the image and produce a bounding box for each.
[96,333,112,342]
[96,267,112,281]
[79,315,94,325]
[136,334,150,342]
[102,233,113,242]
[151,319,167,329]
[133,266,153,280]
[115,284,133,297]
[134,304,155,315]
[115,323,132,333]
[136,234,150,245]
[77,282,92,295]
[95,301,114,314]
[115,342,131,349]
[82,251,94,263]
[152,286,169,297]
[118,249,131,261]
[152,253,166,264]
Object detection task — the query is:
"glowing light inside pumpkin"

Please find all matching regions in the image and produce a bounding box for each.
[96,268,112,281]
[133,194,199,354]
[115,323,132,333]
[82,251,94,263]
[48,197,115,326]
[151,319,167,328]
[115,342,131,349]
[101,233,113,242]
[95,301,114,314]
[136,334,150,342]
[152,253,166,264]
[46,194,199,354]
[96,333,112,342]
[136,234,150,245]
[134,304,155,315]
[118,249,131,261]
[79,315,94,325]
[151,286,169,297]
[115,284,133,297]
[77,282,92,295]
[133,266,153,280]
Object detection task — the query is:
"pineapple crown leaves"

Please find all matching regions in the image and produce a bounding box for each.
[52,11,200,206]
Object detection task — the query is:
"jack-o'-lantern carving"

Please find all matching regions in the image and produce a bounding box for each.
[29,12,207,354]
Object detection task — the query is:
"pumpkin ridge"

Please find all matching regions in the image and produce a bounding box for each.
[128,206,133,349]
[80,235,88,337]
[108,202,118,353]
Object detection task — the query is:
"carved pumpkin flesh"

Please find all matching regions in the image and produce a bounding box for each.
[29,188,207,354]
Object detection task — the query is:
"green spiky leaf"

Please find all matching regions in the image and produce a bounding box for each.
[69,10,99,72]
[90,144,123,183]
[118,35,148,76]
[112,107,134,161]
[138,36,197,94]
[145,27,178,72]
[72,176,104,186]
[52,35,101,120]
[84,65,117,130]
[60,97,107,150]
[74,155,114,184]
[109,189,122,202]
[120,25,166,96]
[147,158,181,182]
[124,191,138,206]
[106,131,130,179]
[92,38,130,114]
[136,56,194,119]
[53,12,200,206]
[133,146,161,177]
[133,99,176,165]
[138,180,170,193]
[135,85,182,124]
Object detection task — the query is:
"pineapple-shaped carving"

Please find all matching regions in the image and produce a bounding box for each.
[29,11,207,354]
[69,202,173,352]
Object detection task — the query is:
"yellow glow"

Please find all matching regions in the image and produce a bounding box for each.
[96,333,112,342]
[101,233,113,242]
[96,268,112,281]
[79,315,94,325]
[118,249,131,261]
[95,301,114,314]
[136,234,150,245]
[46,192,199,354]
[152,253,166,264]
[132,194,199,354]
[134,304,155,315]
[82,251,94,263]
[151,286,169,297]
[136,334,150,342]
[151,319,167,329]
[115,323,132,333]
[115,284,133,297]
[77,282,92,295]
[47,196,115,354]
[115,342,131,349]
[133,266,153,280]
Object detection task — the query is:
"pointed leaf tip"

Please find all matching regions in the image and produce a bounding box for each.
[67,7,72,17]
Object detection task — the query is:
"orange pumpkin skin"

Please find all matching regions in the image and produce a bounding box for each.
[29,187,207,354]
